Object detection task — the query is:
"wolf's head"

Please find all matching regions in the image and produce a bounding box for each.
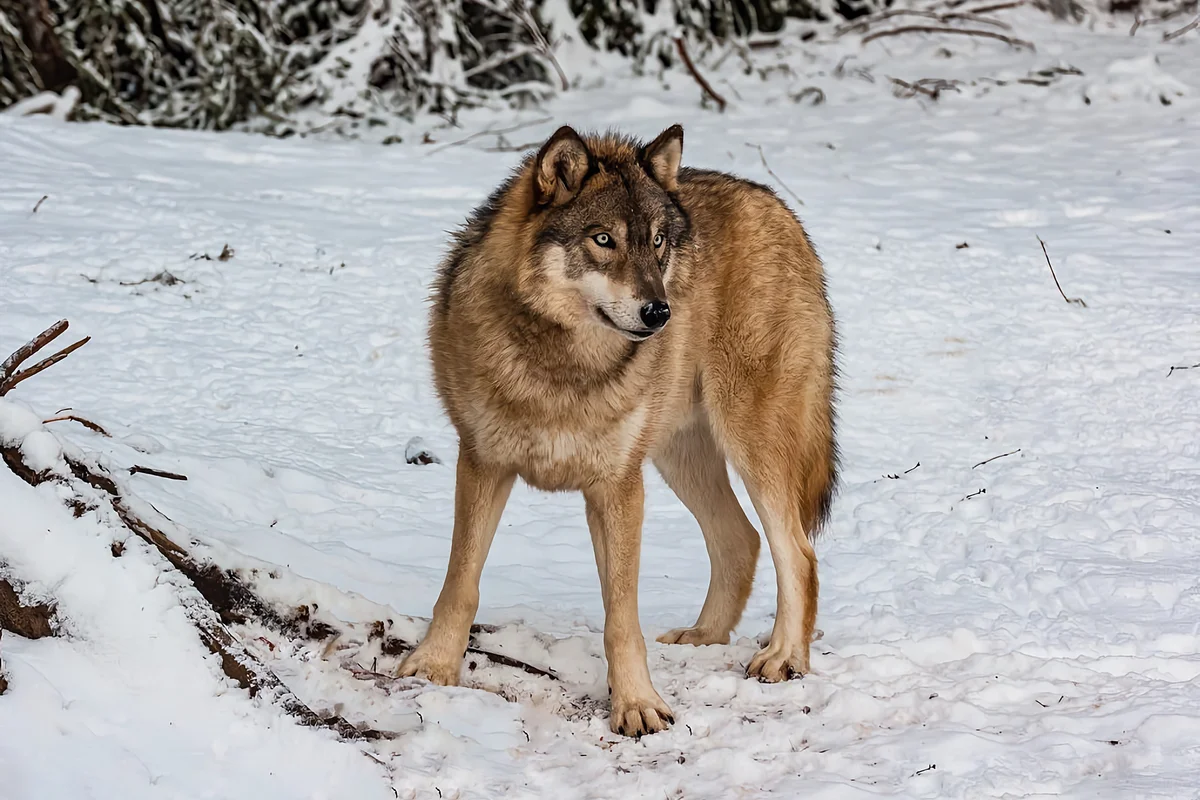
[520,125,690,342]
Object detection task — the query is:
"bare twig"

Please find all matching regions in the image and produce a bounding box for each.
[837,8,945,35]
[130,465,189,481]
[1164,15,1199,41]
[963,488,987,500]
[890,77,963,99]
[838,7,1015,36]
[674,37,728,112]
[1037,237,1086,307]
[483,140,543,153]
[745,144,805,207]
[32,195,48,213]
[962,0,1028,14]
[972,448,1021,469]
[426,116,553,155]
[120,271,183,287]
[913,764,937,776]
[1167,362,1200,377]
[43,414,111,437]
[904,461,921,474]
[863,26,1035,50]
[1,321,90,397]
[466,645,560,680]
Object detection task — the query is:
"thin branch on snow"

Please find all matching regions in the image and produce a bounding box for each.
[1037,237,1087,307]
[32,195,48,213]
[972,448,1021,469]
[890,77,963,100]
[426,116,553,155]
[1163,15,1199,40]
[745,144,804,207]
[961,0,1029,15]
[129,466,188,481]
[862,25,1035,50]
[836,7,1016,37]
[674,37,728,112]
[43,414,111,436]
[1167,362,1200,377]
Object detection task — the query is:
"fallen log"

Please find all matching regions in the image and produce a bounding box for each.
[1,320,560,734]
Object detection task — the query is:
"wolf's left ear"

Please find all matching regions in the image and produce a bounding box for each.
[533,126,592,207]
[641,124,684,192]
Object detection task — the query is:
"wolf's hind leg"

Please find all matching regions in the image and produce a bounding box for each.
[397,454,515,685]
[740,482,817,681]
[653,418,760,647]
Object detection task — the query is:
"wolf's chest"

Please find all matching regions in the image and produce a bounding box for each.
[467,401,649,491]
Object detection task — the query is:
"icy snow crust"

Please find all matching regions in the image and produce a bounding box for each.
[2,12,1200,799]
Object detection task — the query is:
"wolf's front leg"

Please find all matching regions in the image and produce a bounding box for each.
[585,474,674,737]
[398,454,515,685]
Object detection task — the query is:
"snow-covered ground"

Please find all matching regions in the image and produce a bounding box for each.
[3,8,1200,798]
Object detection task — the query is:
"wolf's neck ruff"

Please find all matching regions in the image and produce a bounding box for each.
[500,293,642,390]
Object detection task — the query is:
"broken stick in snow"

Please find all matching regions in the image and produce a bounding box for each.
[1037,236,1087,307]
[0,319,90,396]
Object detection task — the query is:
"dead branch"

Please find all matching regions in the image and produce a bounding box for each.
[1,319,67,383]
[862,25,1035,50]
[129,465,188,481]
[890,77,963,99]
[837,8,946,35]
[466,644,560,680]
[32,195,48,213]
[837,5,1018,36]
[1167,362,1199,377]
[674,37,728,112]
[972,448,1021,469]
[43,414,111,436]
[1037,237,1086,307]
[745,144,804,207]
[962,0,1028,14]
[1164,15,1199,40]
[0,320,90,397]
[119,271,183,287]
[483,140,542,153]
[2,439,392,740]
[425,116,553,155]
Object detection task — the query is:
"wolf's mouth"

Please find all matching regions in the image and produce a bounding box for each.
[595,307,654,342]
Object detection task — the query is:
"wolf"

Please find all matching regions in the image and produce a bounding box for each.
[399,124,838,737]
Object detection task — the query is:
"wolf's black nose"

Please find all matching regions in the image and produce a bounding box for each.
[640,300,671,330]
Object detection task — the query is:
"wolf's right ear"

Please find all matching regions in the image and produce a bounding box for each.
[533,126,592,207]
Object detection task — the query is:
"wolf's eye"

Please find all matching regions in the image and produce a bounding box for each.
[592,232,614,248]
[653,232,665,248]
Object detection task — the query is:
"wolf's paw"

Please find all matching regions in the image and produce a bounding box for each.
[609,689,675,737]
[746,641,809,683]
[656,626,729,646]
[396,644,462,686]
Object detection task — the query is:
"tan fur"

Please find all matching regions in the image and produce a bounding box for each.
[399,125,838,737]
